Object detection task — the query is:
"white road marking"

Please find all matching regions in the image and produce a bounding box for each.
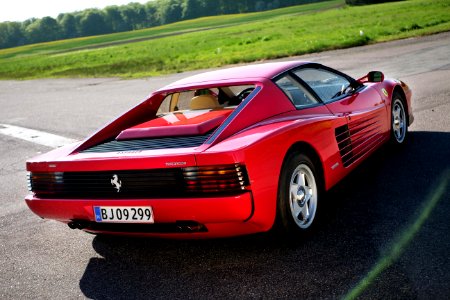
[0,124,77,148]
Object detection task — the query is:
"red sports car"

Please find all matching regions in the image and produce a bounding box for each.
[26,61,413,238]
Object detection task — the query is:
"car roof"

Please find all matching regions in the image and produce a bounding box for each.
[159,61,309,91]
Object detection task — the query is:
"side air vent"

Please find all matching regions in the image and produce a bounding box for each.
[347,114,383,164]
[335,124,353,167]
[81,133,211,153]
[335,111,384,168]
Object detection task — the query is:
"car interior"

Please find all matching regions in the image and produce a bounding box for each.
[157,85,255,115]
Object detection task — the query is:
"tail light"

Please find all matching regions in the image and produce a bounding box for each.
[182,164,250,194]
[28,172,64,196]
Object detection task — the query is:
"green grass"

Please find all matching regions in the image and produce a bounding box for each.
[0,0,449,79]
[0,1,343,60]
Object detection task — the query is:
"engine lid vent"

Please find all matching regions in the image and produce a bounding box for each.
[81,132,211,153]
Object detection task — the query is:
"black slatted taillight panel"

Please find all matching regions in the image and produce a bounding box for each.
[81,133,211,153]
[30,169,184,198]
[29,164,250,199]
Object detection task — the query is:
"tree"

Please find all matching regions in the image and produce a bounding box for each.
[157,0,183,25]
[79,10,108,36]
[120,3,147,30]
[237,0,253,13]
[0,22,26,48]
[59,14,78,38]
[25,17,61,44]
[105,6,127,32]
[145,2,159,27]
[217,0,236,14]
[129,3,148,29]
[181,0,202,20]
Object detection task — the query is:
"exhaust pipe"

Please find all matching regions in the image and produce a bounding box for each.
[176,221,206,232]
[67,220,207,233]
[67,220,87,230]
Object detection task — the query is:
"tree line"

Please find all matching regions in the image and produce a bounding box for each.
[0,0,326,49]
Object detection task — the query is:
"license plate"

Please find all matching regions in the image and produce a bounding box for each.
[93,206,154,223]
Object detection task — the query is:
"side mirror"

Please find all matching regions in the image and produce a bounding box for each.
[368,71,384,82]
[358,71,384,83]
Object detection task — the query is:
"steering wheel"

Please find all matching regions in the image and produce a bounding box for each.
[332,84,353,99]
[237,87,255,101]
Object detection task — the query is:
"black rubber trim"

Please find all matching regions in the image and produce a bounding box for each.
[287,71,324,105]
[272,72,324,110]
[243,191,255,222]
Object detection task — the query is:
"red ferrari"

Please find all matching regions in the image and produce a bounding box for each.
[26,61,413,238]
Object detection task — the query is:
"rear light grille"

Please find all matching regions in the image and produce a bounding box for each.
[29,164,250,199]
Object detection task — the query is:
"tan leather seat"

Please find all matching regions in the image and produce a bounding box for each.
[190,94,220,110]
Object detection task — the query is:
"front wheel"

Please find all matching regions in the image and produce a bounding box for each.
[276,153,322,235]
[390,95,408,145]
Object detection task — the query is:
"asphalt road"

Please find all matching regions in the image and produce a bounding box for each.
[1,32,449,299]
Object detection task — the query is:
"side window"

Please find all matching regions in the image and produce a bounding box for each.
[157,94,172,114]
[275,75,319,108]
[294,68,351,102]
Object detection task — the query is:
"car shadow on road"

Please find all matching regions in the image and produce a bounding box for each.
[79,131,450,299]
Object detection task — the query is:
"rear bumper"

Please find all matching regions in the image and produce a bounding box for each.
[25,193,262,238]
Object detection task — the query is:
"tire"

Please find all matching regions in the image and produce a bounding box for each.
[275,152,322,236]
[390,94,408,145]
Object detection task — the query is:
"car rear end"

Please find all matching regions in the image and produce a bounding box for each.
[26,149,256,238]
[25,82,263,238]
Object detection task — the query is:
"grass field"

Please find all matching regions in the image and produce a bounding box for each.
[0,0,449,79]
[0,1,344,60]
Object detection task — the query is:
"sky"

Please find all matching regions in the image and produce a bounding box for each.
[0,0,150,22]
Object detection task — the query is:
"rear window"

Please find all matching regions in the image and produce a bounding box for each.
[157,85,255,115]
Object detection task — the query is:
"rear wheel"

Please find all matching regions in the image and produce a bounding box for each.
[276,153,322,235]
[391,95,408,145]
